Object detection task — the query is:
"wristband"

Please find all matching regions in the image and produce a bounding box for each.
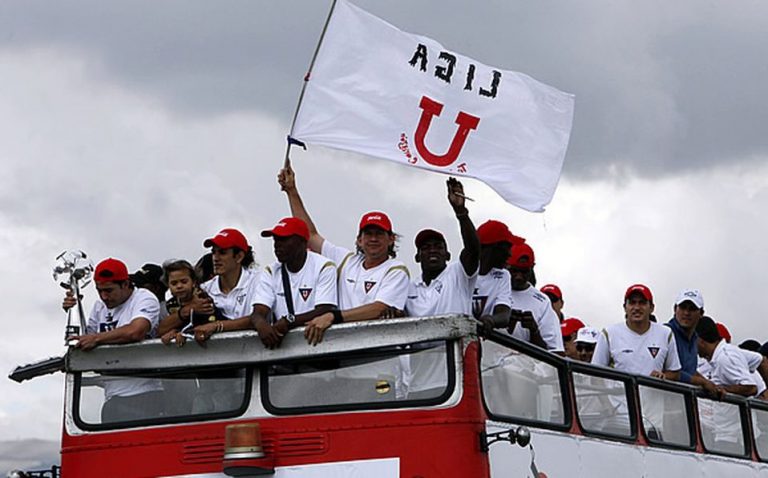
[332,309,344,324]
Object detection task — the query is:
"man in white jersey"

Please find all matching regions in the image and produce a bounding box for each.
[251,217,338,349]
[506,243,564,353]
[696,316,757,451]
[62,258,162,422]
[592,284,681,379]
[191,228,262,343]
[278,165,410,345]
[471,220,518,333]
[405,177,479,318]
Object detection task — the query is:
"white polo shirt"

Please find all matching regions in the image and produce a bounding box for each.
[254,251,338,320]
[406,261,477,317]
[86,288,161,400]
[592,321,682,375]
[508,285,564,353]
[472,268,512,319]
[321,240,409,310]
[201,267,262,320]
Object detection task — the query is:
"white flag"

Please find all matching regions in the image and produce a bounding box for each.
[292,0,575,212]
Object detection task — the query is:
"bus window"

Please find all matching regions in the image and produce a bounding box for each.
[698,396,748,456]
[573,371,633,438]
[262,341,454,414]
[637,383,694,448]
[481,340,567,428]
[74,367,250,430]
[752,404,768,462]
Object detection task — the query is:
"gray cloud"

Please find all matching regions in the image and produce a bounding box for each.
[0,439,59,475]
[2,1,767,178]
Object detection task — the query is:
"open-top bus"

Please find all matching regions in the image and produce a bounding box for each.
[11,315,768,477]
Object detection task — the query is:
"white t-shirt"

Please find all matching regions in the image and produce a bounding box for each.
[86,288,161,400]
[508,284,564,353]
[253,251,338,321]
[700,341,757,443]
[592,321,682,375]
[321,240,409,310]
[201,267,262,319]
[472,268,512,319]
[406,261,477,317]
[87,287,160,337]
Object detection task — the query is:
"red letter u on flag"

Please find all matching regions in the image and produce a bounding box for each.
[414,96,480,167]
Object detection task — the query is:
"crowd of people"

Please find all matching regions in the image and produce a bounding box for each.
[61,164,768,420]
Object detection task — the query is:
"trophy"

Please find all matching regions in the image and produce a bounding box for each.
[53,250,94,346]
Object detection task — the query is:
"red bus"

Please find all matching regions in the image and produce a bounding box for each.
[11,315,768,477]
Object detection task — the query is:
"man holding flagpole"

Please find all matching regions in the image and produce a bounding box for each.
[278,165,410,345]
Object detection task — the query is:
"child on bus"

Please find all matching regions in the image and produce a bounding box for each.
[159,259,225,346]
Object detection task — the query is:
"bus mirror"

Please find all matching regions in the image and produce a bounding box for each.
[514,426,531,447]
[479,426,532,452]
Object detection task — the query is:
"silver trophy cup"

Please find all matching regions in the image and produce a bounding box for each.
[53,250,94,346]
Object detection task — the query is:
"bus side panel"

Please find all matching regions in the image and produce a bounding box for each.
[488,427,768,478]
[61,342,489,478]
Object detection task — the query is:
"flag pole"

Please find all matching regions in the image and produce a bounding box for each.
[284,0,339,168]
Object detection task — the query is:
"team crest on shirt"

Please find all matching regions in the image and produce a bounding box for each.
[648,346,660,358]
[299,288,312,301]
[236,293,246,304]
[435,282,443,293]
[364,281,377,293]
[472,295,488,320]
[100,313,117,332]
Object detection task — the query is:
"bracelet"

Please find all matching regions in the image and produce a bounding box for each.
[216,321,224,333]
[331,309,344,324]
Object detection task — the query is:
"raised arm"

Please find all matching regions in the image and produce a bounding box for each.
[278,165,325,253]
[447,178,479,276]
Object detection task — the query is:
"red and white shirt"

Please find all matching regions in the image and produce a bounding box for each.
[406,262,477,317]
[254,251,338,320]
[592,321,682,375]
[472,268,512,319]
[322,240,409,310]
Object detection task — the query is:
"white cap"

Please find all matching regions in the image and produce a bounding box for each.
[576,327,599,344]
[674,289,704,309]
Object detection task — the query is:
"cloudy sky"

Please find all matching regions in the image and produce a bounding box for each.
[1,0,767,467]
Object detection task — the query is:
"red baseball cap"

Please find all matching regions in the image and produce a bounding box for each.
[203,228,249,251]
[261,217,310,241]
[541,284,562,301]
[507,243,536,269]
[94,258,130,283]
[561,317,585,337]
[625,284,653,303]
[359,211,392,233]
[716,323,732,343]
[414,229,446,248]
[477,220,515,245]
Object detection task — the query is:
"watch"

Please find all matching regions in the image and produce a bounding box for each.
[284,313,296,324]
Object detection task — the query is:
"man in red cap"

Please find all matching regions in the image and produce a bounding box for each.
[540,284,565,322]
[250,217,338,348]
[405,177,479,318]
[592,284,681,380]
[62,258,162,421]
[471,220,516,334]
[561,317,585,359]
[278,165,409,345]
[504,243,564,354]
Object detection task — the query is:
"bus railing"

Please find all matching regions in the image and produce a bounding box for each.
[479,330,768,463]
